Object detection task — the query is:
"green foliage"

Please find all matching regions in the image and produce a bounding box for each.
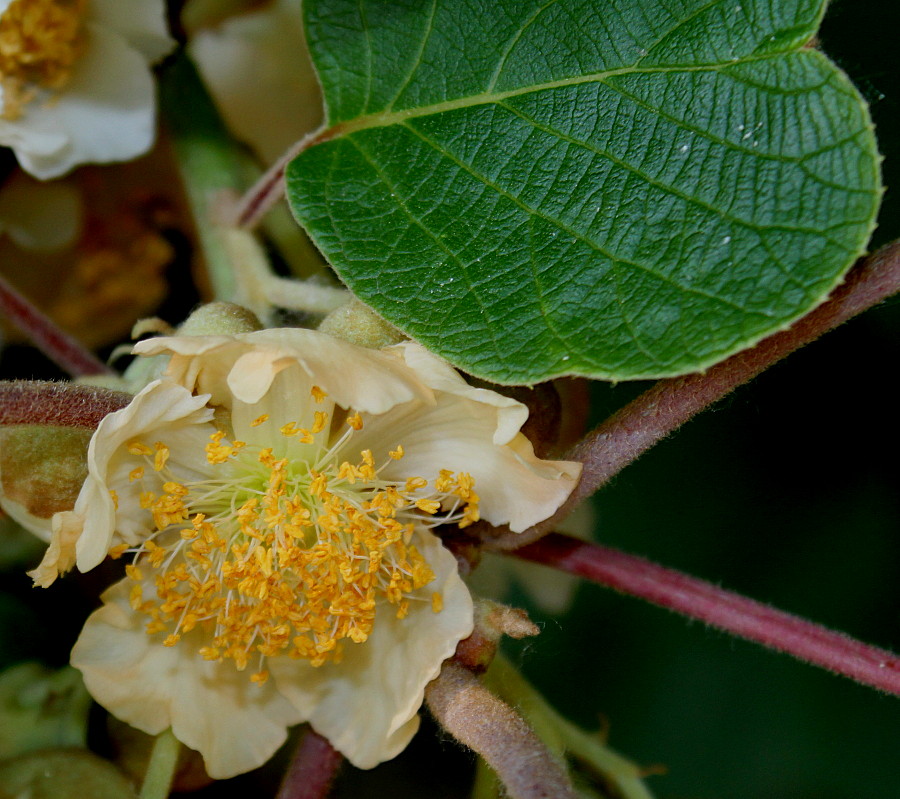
[0,664,91,760]
[287,0,881,383]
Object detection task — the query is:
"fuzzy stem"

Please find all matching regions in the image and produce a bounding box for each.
[0,273,113,377]
[484,239,900,550]
[139,728,181,799]
[426,662,576,799]
[275,729,342,799]
[513,534,900,697]
[0,381,131,428]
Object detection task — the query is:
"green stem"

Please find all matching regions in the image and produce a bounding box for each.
[138,728,181,799]
[471,758,501,799]
[485,655,655,799]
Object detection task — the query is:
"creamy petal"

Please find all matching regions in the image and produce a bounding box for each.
[71,380,214,573]
[189,0,322,163]
[89,0,175,62]
[390,341,528,444]
[8,24,157,179]
[270,530,473,769]
[72,579,303,779]
[352,393,581,533]
[135,329,434,414]
[27,510,82,587]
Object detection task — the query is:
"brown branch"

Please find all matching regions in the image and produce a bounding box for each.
[426,663,576,799]
[275,729,342,799]
[0,273,114,377]
[0,381,132,428]
[483,239,900,550]
[514,534,900,697]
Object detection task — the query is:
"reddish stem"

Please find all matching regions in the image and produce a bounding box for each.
[514,533,900,696]
[275,729,343,799]
[0,273,113,377]
[485,239,900,550]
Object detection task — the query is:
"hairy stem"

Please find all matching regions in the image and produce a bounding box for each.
[514,534,900,697]
[484,239,900,550]
[426,662,576,799]
[0,274,113,377]
[0,381,131,428]
[275,729,342,799]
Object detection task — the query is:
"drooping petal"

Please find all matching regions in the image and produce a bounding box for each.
[351,348,581,532]
[270,530,473,769]
[390,341,529,444]
[68,380,214,573]
[135,329,434,415]
[89,0,175,63]
[72,579,303,779]
[189,0,322,163]
[6,23,157,179]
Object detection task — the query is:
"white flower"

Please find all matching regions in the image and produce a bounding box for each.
[32,328,581,778]
[0,0,174,179]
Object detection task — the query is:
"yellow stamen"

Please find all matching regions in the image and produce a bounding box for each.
[153,442,170,472]
[124,417,478,683]
[250,414,269,427]
[310,386,326,403]
[0,0,87,119]
[346,412,363,431]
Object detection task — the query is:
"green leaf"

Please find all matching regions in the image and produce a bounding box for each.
[286,0,880,383]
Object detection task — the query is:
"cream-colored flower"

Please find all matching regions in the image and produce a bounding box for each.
[0,0,174,179]
[33,329,581,778]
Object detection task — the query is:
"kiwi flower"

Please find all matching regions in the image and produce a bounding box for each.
[30,329,581,778]
[0,0,173,179]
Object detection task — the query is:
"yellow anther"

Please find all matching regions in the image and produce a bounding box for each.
[279,422,299,437]
[163,634,181,647]
[310,385,326,403]
[109,544,129,560]
[389,445,404,460]
[125,564,143,581]
[415,498,440,514]
[127,439,153,456]
[346,412,363,431]
[250,671,270,684]
[312,411,328,434]
[139,491,156,509]
[109,490,119,510]
[0,0,87,119]
[432,592,443,613]
[129,467,145,482]
[405,476,428,491]
[250,414,269,427]
[153,442,170,471]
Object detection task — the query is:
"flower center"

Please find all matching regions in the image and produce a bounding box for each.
[0,0,87,120]
[118,400,479,684]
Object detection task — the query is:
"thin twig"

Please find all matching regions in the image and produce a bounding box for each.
[0,273,113,377]
[426,663,577,799]
[483,239,900,550]
[513,533,900,697]
[0,381,131,428]
[275,729,343,799]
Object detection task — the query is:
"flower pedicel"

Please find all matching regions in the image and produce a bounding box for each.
[30,328,581,778]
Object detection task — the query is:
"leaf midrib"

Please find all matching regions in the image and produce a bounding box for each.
[315,52,786,145]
